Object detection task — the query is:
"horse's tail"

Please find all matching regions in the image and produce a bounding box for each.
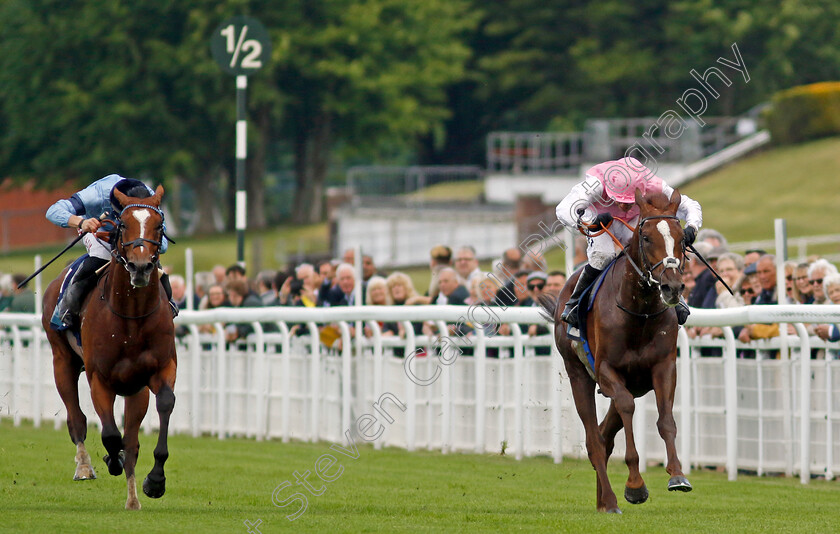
[537,292,559,323]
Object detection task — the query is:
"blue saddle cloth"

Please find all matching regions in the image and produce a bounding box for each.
[566,254,622,372]
[49,254,89,346]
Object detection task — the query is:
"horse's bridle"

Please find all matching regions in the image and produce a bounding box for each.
[111,203,166,268]
[631,214,686,288]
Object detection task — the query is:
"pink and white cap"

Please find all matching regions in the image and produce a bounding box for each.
[587,157,662,203]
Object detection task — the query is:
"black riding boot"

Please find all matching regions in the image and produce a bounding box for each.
[159,271,179,318]
[55,256,109,328]
[561,264,603,328]
[676,296,690,325]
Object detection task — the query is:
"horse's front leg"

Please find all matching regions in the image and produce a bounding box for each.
[144,360,176,499]
[600,401,623,462]
[565,360,620,513]
[89,375,124,477]
[598,364,648,505]
[123,388,151,510]
[652,356,692,492]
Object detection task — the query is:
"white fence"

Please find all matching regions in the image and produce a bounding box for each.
[2,305,840,484]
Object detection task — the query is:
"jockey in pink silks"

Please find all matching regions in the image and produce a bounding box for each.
[555,157,703,328]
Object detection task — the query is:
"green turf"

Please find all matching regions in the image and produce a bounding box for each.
[2,419,838,533]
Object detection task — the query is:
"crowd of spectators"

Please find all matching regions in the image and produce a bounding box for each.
[680,229,840,358]
[3,229,839,357]
[167,245,567,347]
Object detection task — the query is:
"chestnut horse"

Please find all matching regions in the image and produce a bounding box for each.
[540,188,692,513]
[42,185,176,510]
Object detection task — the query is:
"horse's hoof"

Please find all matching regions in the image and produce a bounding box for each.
[73,465,97,481]
[103,451,125,477]
[606,507,622,514]
[125,498,142,511]
[668,475,692,492]
[624,483,649,504]
[143,475,166,499]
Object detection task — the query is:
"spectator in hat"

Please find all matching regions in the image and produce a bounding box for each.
[743,249,767,268]
[741,262,759,304]
[524,271,546,307]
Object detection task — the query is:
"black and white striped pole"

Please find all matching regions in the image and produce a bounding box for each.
[211,16,271,266]
[235,75,247,264]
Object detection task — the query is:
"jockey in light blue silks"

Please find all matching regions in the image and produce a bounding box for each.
[46,174,176,329]
[555,157,703,328]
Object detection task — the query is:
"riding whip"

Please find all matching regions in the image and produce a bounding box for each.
[17,233,84,289]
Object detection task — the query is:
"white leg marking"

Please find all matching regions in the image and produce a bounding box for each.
[126,474,141,510]
[74,442,97,480]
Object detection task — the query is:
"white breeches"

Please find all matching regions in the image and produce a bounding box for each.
[586,217,637,269]
[83,233,111,261]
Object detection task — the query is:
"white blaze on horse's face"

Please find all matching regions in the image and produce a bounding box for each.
[132,209,151,249]
[656,220,680,270]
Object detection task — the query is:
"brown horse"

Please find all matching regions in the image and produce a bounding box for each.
[42,185,176,510]
[540,188,691,513]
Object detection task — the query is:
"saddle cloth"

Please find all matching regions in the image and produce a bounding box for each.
[566,254,622,377]
[49,255,91,347]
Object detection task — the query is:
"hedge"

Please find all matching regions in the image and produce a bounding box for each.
[764,82,840,144]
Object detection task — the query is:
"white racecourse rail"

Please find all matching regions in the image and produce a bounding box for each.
[2,304,840,484]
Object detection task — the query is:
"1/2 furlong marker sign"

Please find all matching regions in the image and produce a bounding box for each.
[211,16,271,76]
[210,17,271,265]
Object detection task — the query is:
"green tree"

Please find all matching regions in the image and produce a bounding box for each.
[0,0,244,233]
[260,0,474,223]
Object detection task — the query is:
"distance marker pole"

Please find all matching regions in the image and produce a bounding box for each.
[211,16,270,267]
[236,75,247,266]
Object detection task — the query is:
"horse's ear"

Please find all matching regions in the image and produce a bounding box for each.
[152,185,164,206]
[634,187,645,206]
[669,188,681,210]
[114,188,130,209]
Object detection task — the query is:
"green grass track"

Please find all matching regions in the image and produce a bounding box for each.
[1,420,838,533]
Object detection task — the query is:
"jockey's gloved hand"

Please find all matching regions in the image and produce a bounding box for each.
[79,217,102,234]
[683,225,697,246]
[591,212,613,229]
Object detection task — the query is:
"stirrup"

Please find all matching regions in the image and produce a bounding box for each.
[58,308,76,328]
[561,302,580,327]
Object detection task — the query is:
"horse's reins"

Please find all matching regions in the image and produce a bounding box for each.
[581,214,685,319]
[579,215,685,288]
